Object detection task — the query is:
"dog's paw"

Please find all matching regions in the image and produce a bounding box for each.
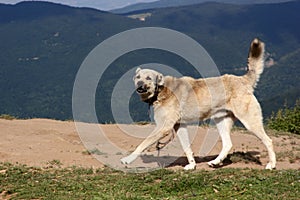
[265,162,276,170]
[184,163,196,170]
[207,160,221,168]
[121,154,138,165]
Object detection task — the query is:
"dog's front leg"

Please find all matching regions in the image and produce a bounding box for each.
[176,125,196,170]
[121,124,174,165]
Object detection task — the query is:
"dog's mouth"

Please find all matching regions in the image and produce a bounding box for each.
[136,86,148,94]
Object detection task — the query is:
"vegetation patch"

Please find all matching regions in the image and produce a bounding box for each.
[267,99,300,134]
[0,114,17,120]
[0,163,299,199]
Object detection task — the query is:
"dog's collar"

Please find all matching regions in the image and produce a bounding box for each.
[143,84,161,106]
[144,92,158,105]
[143,85,160,121]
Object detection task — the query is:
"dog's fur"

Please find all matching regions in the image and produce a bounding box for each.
[121,38,276,170]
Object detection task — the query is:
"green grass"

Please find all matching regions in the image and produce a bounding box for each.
[0,163,299,199]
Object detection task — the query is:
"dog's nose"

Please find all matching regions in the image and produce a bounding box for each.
[137,81,144,87]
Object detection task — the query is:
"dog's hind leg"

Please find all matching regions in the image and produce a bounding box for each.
[232,96,276,169]
[176,124,196,170]
[207,116,234,167]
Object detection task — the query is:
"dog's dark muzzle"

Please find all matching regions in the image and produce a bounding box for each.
[136,81,148,94]
[136,85,148,94]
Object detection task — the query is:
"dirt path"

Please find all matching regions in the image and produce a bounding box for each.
[0,119,299,170]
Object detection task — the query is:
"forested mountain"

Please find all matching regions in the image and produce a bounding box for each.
[0,1,142,121]
[0,1,299,122]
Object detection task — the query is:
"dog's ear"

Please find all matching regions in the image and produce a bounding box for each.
[135,67,141,74]
[156,73,164,86]
[133,67,141,81]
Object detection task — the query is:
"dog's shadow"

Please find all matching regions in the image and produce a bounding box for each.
[140,151,262,168]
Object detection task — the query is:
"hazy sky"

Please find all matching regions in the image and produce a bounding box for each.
[0,0,158,10]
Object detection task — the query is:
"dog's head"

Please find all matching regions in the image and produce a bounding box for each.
[133,67,164,101]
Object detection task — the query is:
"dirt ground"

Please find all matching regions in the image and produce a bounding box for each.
[0,118,299,170]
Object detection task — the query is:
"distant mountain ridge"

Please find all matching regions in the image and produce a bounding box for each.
[0,1,109,23]
[111,0,295,14]
[0,1,299,122]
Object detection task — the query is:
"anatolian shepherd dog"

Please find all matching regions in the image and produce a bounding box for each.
[121,38,276,170]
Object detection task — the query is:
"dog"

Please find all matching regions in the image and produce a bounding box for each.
[121,38,276,170]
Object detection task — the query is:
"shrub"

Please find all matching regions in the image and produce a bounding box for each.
[267,99,300,134]
[0,114,16,120]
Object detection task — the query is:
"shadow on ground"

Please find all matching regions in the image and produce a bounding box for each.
[141,151,262,168]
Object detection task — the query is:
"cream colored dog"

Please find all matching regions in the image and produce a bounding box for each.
[121,38,276,170]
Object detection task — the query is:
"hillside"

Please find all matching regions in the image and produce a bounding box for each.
[0,1,142,121]
[111,0,295,14]
[0,1,299,122]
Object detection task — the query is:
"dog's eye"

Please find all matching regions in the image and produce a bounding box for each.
[136,75,140,79]
[146,76,152,80]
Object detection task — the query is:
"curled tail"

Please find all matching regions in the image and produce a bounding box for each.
[246,38,265,88]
